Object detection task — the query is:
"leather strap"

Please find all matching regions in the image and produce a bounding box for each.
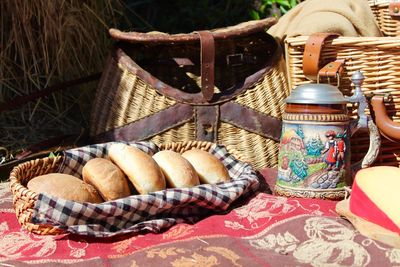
[196,31,215,102]
[115,39,281,105]
[389,1,400,17]
[318,59,345,78]
[303,33,339,81]
[220,102,281,141]
[92,103,193,143]
[93,101,281,144]
[195,105,219,142]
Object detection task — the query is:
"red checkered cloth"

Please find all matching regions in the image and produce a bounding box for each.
[30,141,260,237]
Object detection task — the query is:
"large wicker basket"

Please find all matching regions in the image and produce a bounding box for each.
[285,35,400,166]
[9,141,247,235]
[89,19,290,170]
[369,0,400,36]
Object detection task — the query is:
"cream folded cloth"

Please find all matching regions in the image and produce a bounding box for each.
[268,0,382,40]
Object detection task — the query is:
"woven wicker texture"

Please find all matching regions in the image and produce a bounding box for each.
[9,156,64,235]
[152,64,287,167]
[149,124,196,145]
[91,62,177,136]
[285,35,400,166]
[90,27,289,169]
[91,58,289,169]
[369,0,400,36]
[9,141,245,235]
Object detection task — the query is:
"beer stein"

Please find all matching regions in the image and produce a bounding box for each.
[275,71,381,200]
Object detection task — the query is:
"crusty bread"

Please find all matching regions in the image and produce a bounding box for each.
[82,158,131,201]
[181,149,230,184]
[153,150,200,188]
[108,143,166,194]
[27,173,103,203]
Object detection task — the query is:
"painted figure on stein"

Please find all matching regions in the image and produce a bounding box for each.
[275,71,380,200]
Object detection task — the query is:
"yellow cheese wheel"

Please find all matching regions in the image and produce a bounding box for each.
[350,166,400,232]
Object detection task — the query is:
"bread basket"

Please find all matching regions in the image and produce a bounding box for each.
[10,141,258,236]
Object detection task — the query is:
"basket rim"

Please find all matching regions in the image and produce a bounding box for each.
[369,0,389,7]
[285,35,400,46]
[110,40,283,106]
[157,140,247,162]
[109,18,277,44]
[9,156,63,198]
[9,155,64,235]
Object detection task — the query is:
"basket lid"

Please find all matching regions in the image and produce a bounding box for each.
[108,18,277,44]
[285,83,347,104]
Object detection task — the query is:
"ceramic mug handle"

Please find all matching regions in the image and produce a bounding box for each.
[370,96,400,142]
[346,71,381,171]
[349,118,381,171]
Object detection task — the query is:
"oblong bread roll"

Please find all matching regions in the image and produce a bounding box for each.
[108,143,166,194]
[153,150,200,188]
[27,173,103,203]
[181,148,230,184]
[82,158,131,201]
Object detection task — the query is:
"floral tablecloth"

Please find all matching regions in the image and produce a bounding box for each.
[0,169,398,266]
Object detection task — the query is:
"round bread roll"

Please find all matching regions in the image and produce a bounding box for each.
[108,143,166,194]
[82,158,131,201]
[153,150,200,188]
[181,149,230,184]
[27,173,103,203]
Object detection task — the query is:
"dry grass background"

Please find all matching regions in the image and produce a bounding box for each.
[0,0,290,163]
[0,0,126,160]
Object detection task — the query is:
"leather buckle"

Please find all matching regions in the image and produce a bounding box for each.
[317,59,345,87]
[317,72,341,88]
[226,53,244,67]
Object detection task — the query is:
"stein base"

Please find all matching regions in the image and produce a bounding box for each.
[274,184,346,200]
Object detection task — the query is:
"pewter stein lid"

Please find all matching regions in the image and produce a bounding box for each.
[285,83,347,104]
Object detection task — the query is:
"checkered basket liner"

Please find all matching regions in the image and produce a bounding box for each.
[27,141,259,237]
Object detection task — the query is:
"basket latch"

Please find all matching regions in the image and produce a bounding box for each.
[317,59,346,87]
[389,0,400,17]
[196,31,215,102]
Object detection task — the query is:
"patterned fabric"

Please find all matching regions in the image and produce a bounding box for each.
[30,141,260,237]
[1,178,398,266]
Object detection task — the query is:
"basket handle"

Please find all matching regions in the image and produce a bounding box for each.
[196,31,215,102]
[371,95,400,141]
[302,33,342,81]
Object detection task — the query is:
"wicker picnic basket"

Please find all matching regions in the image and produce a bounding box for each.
[9,141,246,235]
[369,0,400,36]
[285,34,400,166]
[88,18,290,169]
